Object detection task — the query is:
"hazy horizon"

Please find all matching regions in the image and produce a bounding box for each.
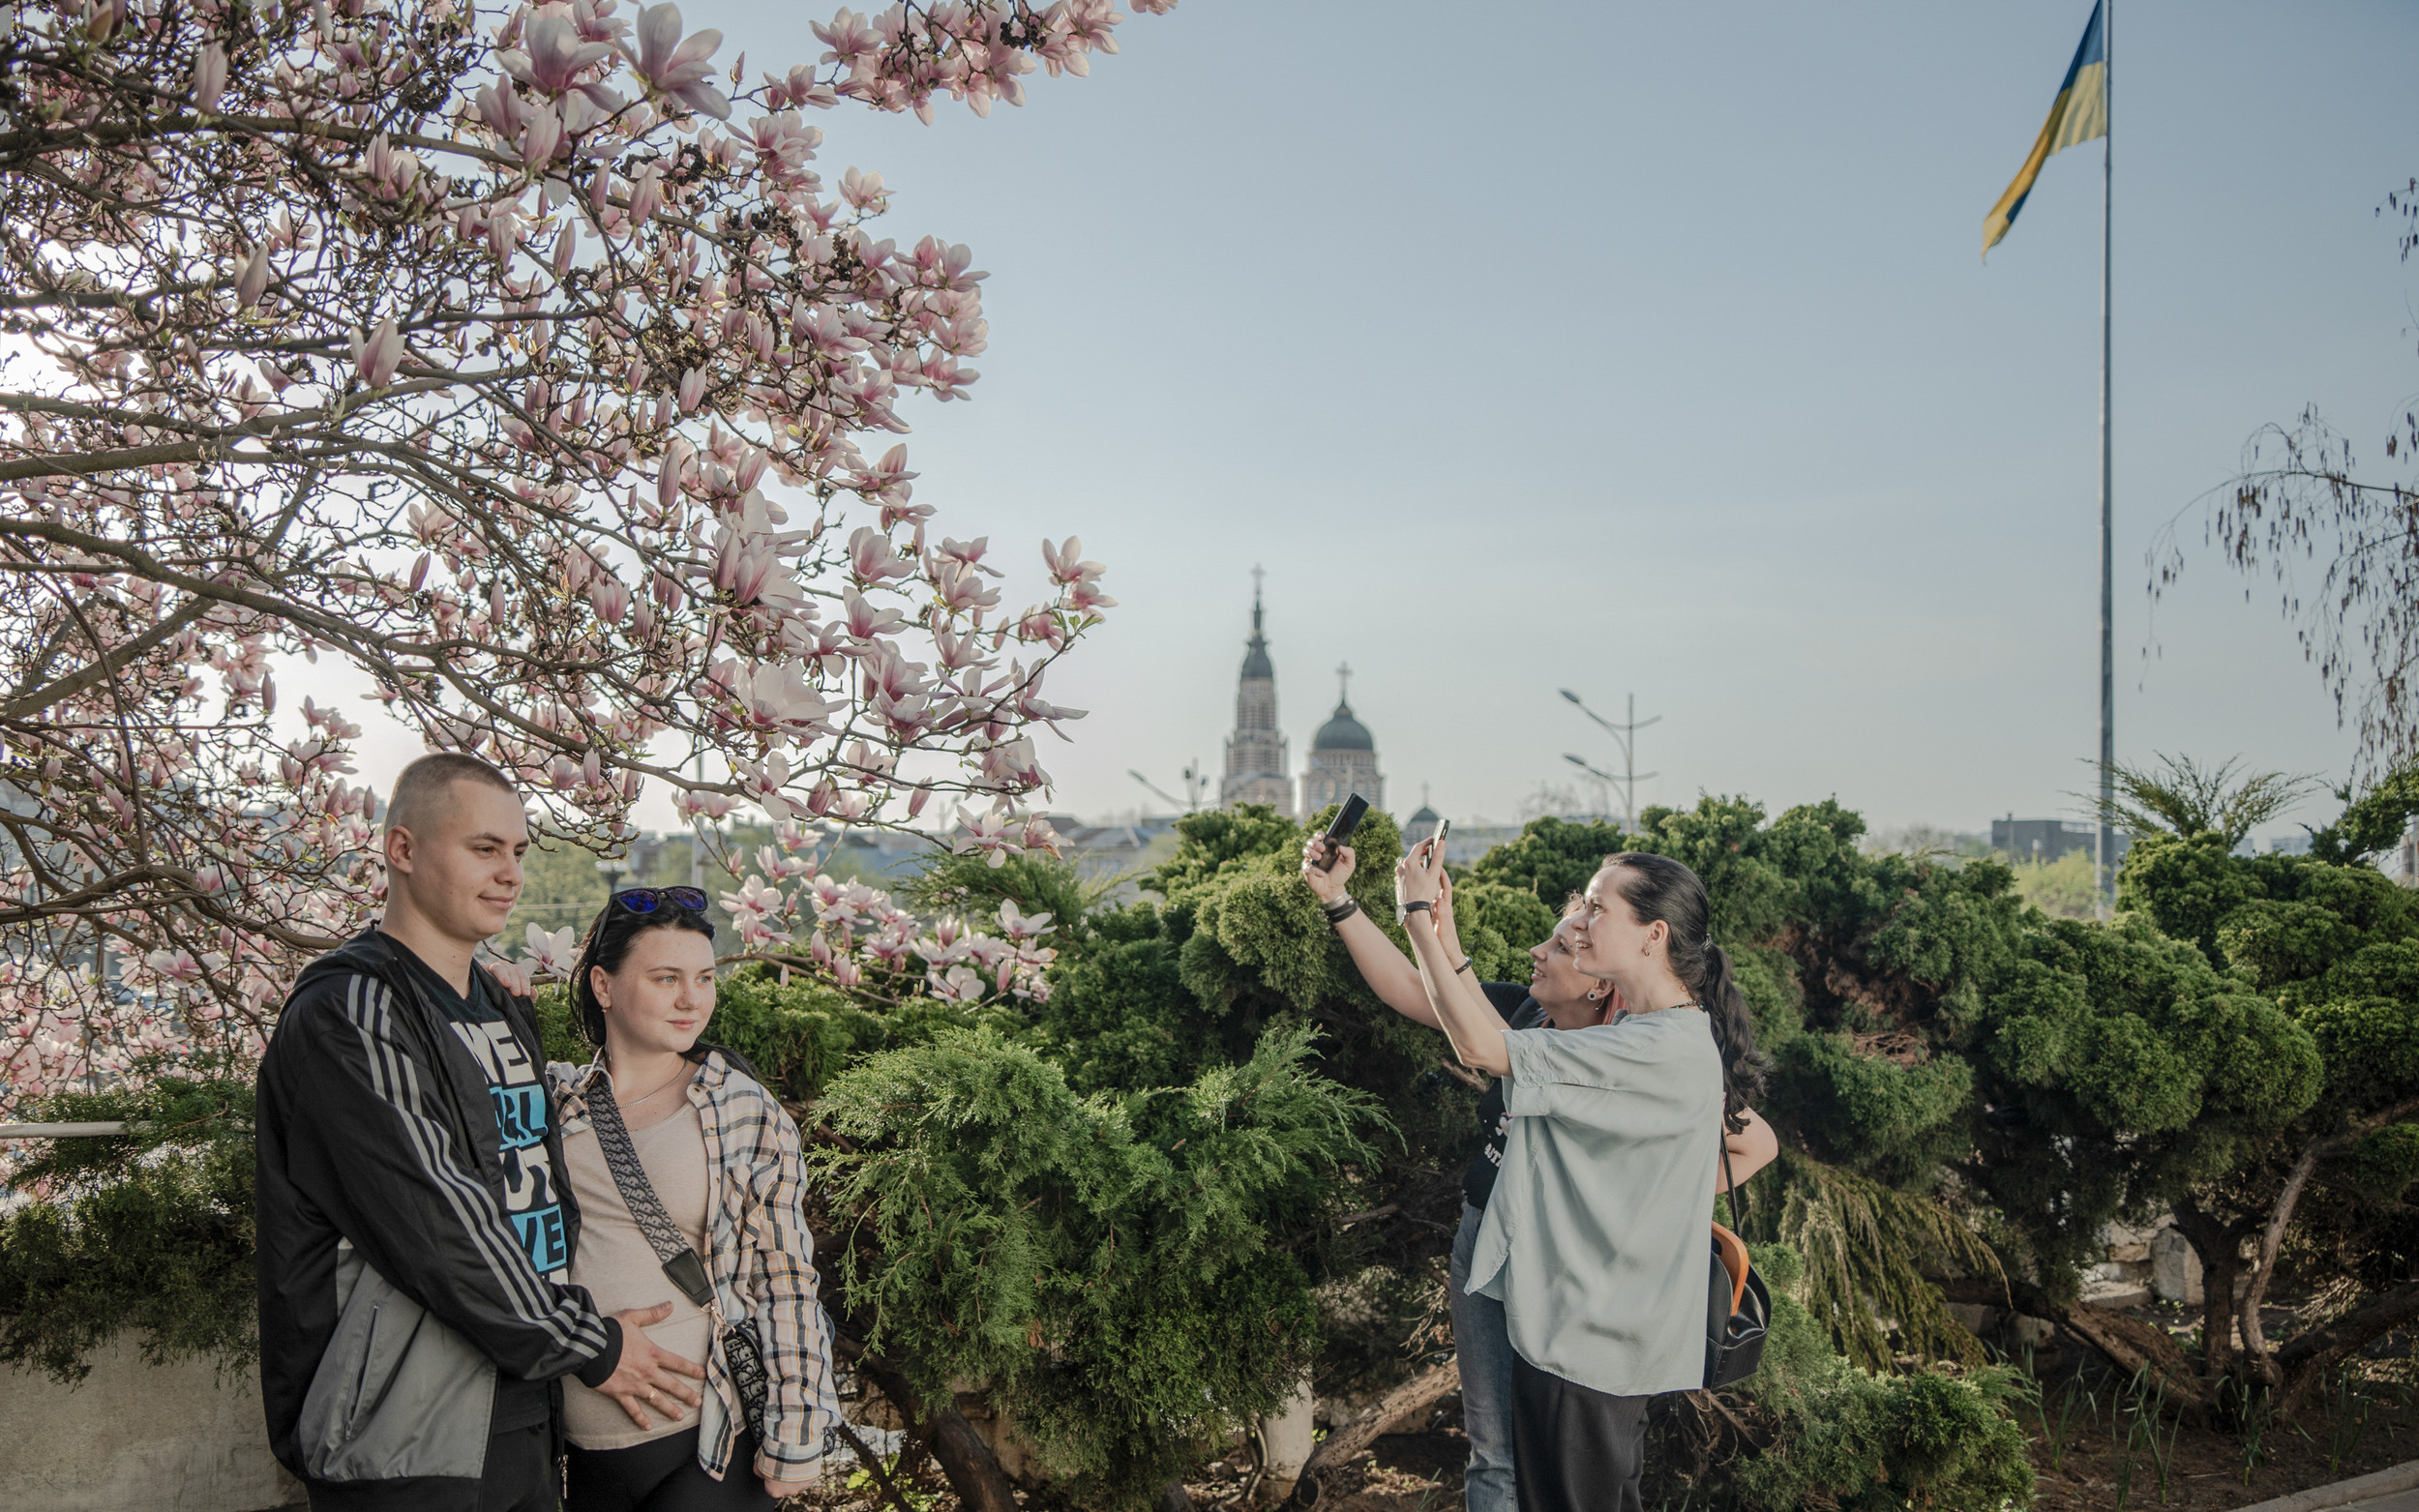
[280,0,2419,849]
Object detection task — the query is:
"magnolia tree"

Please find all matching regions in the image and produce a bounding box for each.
[0,0,1170,1109]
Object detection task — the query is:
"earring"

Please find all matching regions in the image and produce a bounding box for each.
[1586,989,1604,1001]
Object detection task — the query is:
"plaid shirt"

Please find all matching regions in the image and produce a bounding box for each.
[549,1050,842,1483]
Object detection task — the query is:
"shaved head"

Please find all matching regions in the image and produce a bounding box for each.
[387,752,518,839]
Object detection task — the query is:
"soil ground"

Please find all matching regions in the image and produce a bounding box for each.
[792,1303,2419,1511]
[2015,1304,2419,1512]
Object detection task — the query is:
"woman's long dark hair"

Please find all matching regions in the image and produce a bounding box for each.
[1599,851,1771,1132]
[570,896,716,1047]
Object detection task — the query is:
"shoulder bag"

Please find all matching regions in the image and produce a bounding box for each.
[584,1068,769,1437]
[1704,1140,1772,1389]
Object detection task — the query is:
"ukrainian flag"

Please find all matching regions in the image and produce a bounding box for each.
[1983,1,2107,257]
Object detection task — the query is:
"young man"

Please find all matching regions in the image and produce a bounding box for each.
[255,752,706,1511]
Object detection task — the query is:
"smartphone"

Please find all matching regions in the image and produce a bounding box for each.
[1430,816,1450,863]
[1313,793,1370,872]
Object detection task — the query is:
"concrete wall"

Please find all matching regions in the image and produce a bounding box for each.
[0,1337,302,1512]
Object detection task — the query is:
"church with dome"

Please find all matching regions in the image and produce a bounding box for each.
[1218,578,1384,820]
[1299,667,1382,817]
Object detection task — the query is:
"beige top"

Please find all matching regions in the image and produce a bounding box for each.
[561,1085,715,1450]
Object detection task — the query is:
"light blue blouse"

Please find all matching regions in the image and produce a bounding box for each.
[1464,1007,1723,1397]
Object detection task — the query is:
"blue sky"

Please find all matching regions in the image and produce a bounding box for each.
[324,0,2419,839]
[662,0,2418,836]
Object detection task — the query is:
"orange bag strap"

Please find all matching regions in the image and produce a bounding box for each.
[1713,1132,1750,1316]
[1711,1222,1750,1316]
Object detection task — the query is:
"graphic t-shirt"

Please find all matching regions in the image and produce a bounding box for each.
[1462,981,1550,1212]
[391,941,567,1428]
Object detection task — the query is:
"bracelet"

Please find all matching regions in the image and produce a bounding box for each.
[1398,900,1433,922]
[1452,958,1477,975]
[1323,897,1360,925]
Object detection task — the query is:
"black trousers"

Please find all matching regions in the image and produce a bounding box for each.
[1508,1353,1649,1512]
[482,1422,559,1512]
[564,1428,777,1512]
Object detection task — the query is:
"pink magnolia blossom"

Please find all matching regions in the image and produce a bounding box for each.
[625,3,731,119]
[0,0,1165,1112]
[524,925,581,978]
[500,14,612,96]
[351,317,404,388]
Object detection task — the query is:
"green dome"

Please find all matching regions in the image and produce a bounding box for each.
[1312,701,1372,753]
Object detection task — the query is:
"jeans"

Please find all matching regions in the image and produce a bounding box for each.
[1450,1201,1517,1512]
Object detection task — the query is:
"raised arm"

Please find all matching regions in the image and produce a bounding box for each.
[1301,837,1441,1029]
[1395,840,1511,1075]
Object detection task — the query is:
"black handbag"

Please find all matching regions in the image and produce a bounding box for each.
[1704,1141,1772,1389]
[584,1069,768,1436]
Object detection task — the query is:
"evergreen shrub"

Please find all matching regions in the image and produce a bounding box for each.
[0,1061,257,1381]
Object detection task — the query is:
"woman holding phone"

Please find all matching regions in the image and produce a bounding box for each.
[546,886,843,1510]
[1389,842,1768,1512]
[1300,836,1775,1512]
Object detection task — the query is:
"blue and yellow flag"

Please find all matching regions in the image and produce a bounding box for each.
[1983,2,2107,257]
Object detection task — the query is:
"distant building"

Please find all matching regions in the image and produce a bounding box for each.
[1219,582,1293,816]
[1991,815,2128,868]
[1300,665,1383,818]
[1444,823,1526,868]
[1040,815,1182,902]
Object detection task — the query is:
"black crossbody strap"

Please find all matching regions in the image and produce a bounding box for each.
[1723,1139,1744,1231]
[584,1070,716,1311]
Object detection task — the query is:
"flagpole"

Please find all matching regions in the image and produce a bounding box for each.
[2097,0,2115,917]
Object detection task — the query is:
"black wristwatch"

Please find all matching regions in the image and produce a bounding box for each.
[1397,900,1433,924]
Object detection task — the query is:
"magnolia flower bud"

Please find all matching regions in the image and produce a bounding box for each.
[193,44,227,112]
[232,245,270,309]
[349,316,403,388]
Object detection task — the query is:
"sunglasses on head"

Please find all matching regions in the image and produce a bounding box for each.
[612,885,708,915]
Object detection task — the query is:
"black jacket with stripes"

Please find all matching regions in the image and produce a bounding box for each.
[254,926,622,1507]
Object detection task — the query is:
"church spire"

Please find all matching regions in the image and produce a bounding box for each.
[1239,564,1274,681]
[1221,571,1292,815]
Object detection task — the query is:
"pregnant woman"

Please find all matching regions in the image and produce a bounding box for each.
[548,887,843,1510]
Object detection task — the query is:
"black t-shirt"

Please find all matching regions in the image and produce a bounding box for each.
[1462,981,1549,1212]
[391,939,566,1430]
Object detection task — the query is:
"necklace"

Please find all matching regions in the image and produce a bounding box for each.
[608,1059,689,1112]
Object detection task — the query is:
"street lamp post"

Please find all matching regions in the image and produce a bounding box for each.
[1558,689,1661,833]
[1562,754,1620,825]
[1129,765,1208,815]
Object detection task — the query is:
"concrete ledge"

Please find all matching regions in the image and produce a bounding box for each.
[2232,1459,2419,1512]
[0,1336,302,1512]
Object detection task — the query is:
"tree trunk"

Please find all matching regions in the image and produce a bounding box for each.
[2168,1201,2243,1382]
[2275,1278,2419,1418]
[2200,1246,2241,1380]
[2238,1139,2330,1386]
[1935,1277,2210,1413]
[1292,1358,1462,1503]
[2239,1097,2419,1389]
[840,1341,1022,1512]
